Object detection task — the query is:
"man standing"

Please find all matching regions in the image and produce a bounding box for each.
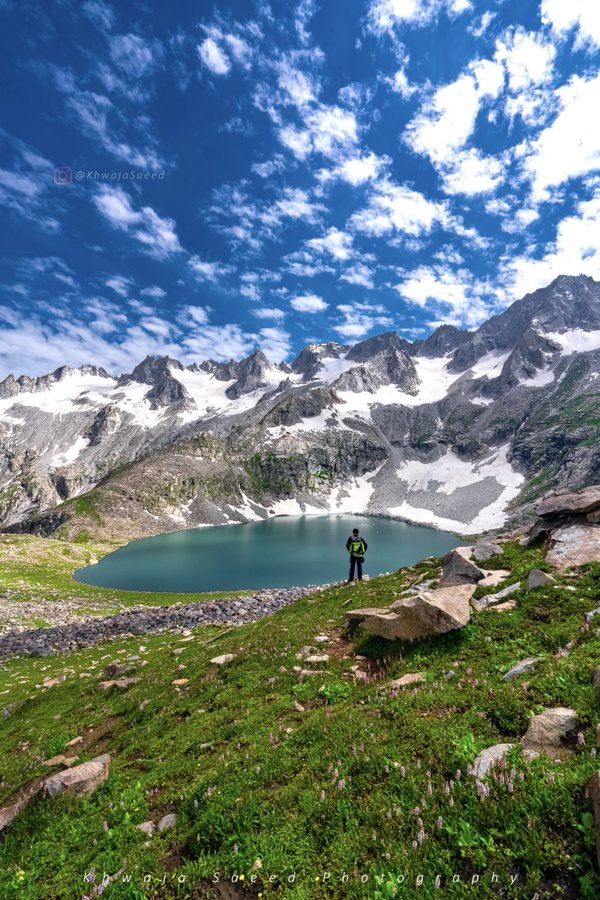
[346,527,367,583]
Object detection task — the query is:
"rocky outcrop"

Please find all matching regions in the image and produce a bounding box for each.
[520,707,578,758]
[354,584,473,641]
[43,754,111,797]
[521,485,600,569]
[439,546,485,587]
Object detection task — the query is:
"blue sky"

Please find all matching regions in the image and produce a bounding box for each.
[0,0,599,377]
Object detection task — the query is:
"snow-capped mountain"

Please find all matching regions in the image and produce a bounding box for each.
[1,275,599,540]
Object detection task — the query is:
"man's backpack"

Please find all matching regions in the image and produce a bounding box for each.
[349,538,365,558]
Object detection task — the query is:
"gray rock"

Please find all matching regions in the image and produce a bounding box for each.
[157,813,176,832]
[526,569,556,591]
[472,540,503,562]
[360,585,473,641]
[503,657,540,681]
[439,546,485,587]
[536,485,600,517]
[43,754,110,797]
[521,707,578,756]
[138,821,156,836]
[471,743,514,781]
[546,523,600,569]
[471,581,521,611]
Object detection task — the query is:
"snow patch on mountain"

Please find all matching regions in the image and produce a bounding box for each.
[544,329,600,355]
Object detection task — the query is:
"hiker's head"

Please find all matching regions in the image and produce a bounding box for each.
[352,528,359,536]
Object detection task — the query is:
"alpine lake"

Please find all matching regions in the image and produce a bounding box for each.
[75,515,461,593]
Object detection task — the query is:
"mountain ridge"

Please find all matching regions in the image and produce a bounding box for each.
[1,274,599,541]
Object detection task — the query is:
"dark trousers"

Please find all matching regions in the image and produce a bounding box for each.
[348,555,363,581]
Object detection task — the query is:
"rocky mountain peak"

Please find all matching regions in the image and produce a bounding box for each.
[346,331,410,363]
[290,342,347,380]
[126,355,184,385]
[413,324,469,358]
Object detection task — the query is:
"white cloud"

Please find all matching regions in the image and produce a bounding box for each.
[105,275,132,296]
[110,34,163,80]
[369,0,472,34]
[140,285,167,299]
[499,189,600,298]
[340,263,376,289]
[495,28,555,94]
[541,0,600,49]
[306,227,354,260]
[290,293,328,312]
[349,178,450,237]
[395,265,494,327]
[252,307,286,320]
[258,326,291,360]
[198,37,231,75]
[440,148,504,196]
[334,301,393,338]
[188,256,234,282]
[521,72,600,201]
[93,185,183,259]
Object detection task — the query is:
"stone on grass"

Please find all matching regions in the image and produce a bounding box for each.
[42,754,78,768]
[304,654,329,664]
[157,813,176,832]
[503,657,540,681]
[546,523,600,569]
[472,540,503,562]
[138,821,155,836]
[99,677,140,692]
[172,678,189,686]
[471,582,521,612]
[43,674,66,688]
[585,607,600,624]
[210,654,236,666]
[439,547,485,587]
[472,743,513,781]
[360,585,473,641]
[526,569,556,591]
[489,600,517,612]
[387,673,425,689]
[102,661,136,678]
[43,754,110,798]
[478,570,511,588]
[314,635,329,643]
[520,708,577,758]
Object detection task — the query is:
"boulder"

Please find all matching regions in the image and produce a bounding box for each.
[360,585,473,641]
[210,654,236,666]
[157,813,176,832]
[304,654,329,664]
[503,657,540,681]
[99,677,140,692]
[478,569,511,587]
[471,582,521,612]
[536,486,600,518]
[472,540,503,562]
[489,600,517,612]
[471,743,514,781]
[520,708,578,758]
[43,754,110,798]
[526,569,556,591]
[585,772,600,867]
[439,547,485,587]
[387,673,425,689]
[546,523,600,569]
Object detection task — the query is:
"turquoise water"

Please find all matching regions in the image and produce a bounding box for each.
[75,515,460,593]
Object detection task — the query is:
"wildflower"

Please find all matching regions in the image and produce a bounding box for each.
[436,816,443,828]
[233,844,238,855]
[577,732,585,746]
[455,769,461,780]
[449,797,454,807]
[417,828,426,844]
[400,765,406,778]
[547,772,556,784]
[591,748,597,759]
[337,778,346,790]
[412,840,418,850]
[320,789,325,801]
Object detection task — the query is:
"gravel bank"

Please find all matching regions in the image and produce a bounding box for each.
[0,585,324,659]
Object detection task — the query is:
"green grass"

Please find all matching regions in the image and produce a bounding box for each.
[0,541,599,898]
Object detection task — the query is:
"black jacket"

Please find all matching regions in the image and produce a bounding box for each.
[346,535,367,556]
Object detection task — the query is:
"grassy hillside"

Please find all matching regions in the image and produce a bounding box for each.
[0,541,599,898]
